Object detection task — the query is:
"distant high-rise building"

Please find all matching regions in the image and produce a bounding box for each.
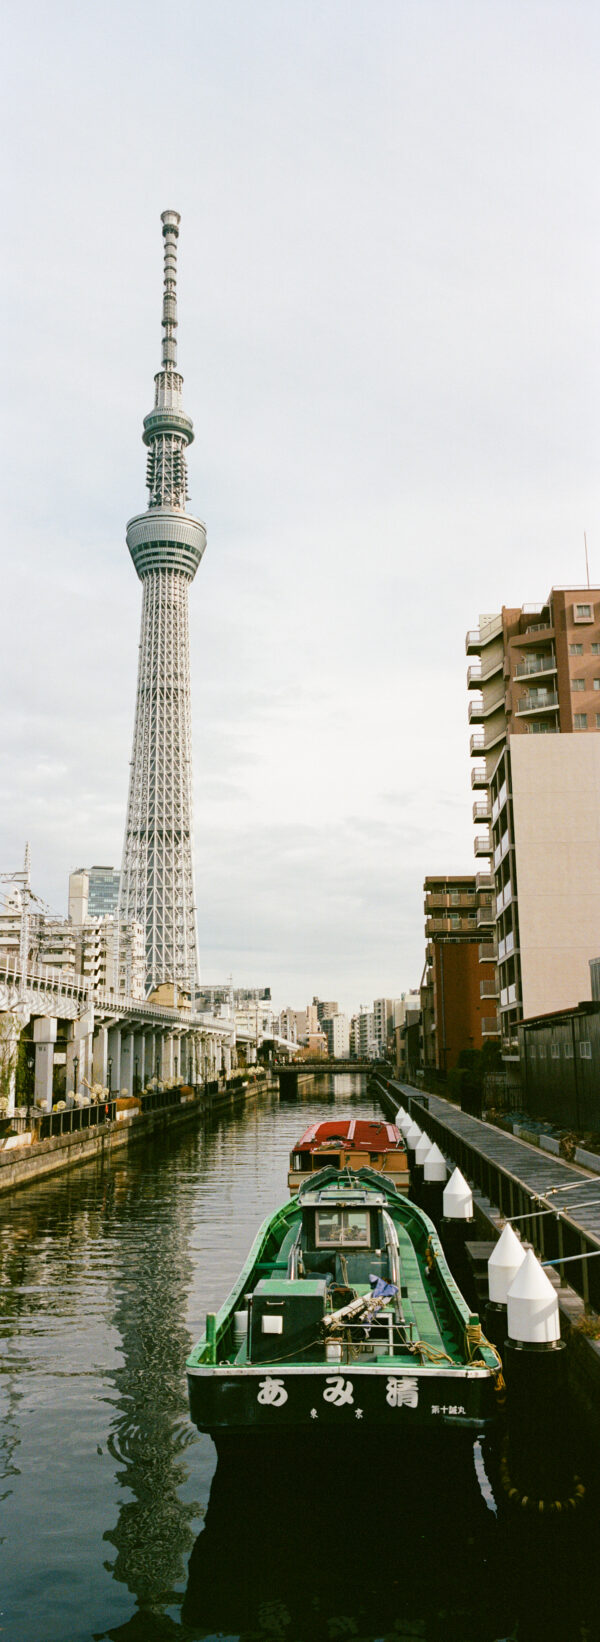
[422,875,498,1072]
[314,997,338,1024]
[322,1013,350,1058]
[467,587,600,1051]
[118,211,205,992]
[69,867,120,923]
[88,867,120,918]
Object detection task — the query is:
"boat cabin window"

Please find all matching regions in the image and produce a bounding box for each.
[315,1153,340,1168]
[292,1153,312,1172]
[315,1208,370,1248]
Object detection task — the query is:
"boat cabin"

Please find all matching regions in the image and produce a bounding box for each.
[288,1119,409,1195]
[247,1181,400,1365]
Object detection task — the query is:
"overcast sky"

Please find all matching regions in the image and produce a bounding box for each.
[2,1,600,1014]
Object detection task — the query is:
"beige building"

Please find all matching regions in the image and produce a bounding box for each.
[467,587,600,1051]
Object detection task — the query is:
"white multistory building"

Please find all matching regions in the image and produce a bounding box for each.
[322,1012,350,1058]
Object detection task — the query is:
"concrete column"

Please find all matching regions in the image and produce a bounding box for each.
[161,1033,174,1084]
[133,1031,146,1094]
[74,1008,94,1091]
[34,1016,57,1113]
[107,1026,122,1095]
[120,1030,135,1097]
[215,1040,223,1075]
[144,1031,155,1088]
[92,1025,108,1089]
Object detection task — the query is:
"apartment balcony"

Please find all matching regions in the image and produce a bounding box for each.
[470,732,485,756]
[519,623,553,645]
[478,942,497,963]
[500,983,519,1008]
[465,614,502,655]
[474,833,491,858]
[467,655,504,690]
[473,798,491,823]
[475,872,494,891]
[471,765,487,789]
[476,902,495,928]
[480,976,499,999]
[472,691,506,722]
[515,690,559,717]
[482,1015,500,1037]
[514,653,556,680]
[425,893,477,911]
[425,916,478,936]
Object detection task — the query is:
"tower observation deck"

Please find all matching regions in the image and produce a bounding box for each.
[118,211,205,992]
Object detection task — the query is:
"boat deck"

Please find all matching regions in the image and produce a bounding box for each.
[225,1215,464,1369]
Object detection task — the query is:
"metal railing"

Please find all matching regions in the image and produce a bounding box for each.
[516,691,558,715]
[514,654,556,678]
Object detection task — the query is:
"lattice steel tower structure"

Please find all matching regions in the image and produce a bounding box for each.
[118,210,205,992]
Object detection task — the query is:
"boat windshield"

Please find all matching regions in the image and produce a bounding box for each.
[315,1208,370,1248]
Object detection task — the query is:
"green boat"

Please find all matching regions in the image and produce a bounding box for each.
[186,1165,501,1444]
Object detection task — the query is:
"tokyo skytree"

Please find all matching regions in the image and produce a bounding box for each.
[118,210,205,992]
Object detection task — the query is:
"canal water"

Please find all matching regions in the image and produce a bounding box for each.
[0,1074,598,1642]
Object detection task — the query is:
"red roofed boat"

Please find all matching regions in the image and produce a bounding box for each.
[288,1118,409,1195]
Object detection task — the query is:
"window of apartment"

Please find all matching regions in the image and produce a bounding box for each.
[574,714,588,729]
[538,1044,546,1058]
[596,714,600,728]
[580,1041,592,1059]
[575,603,593,619]
[529,1045,536,1059]
[551,1044,560,1059]
[569,643,583,655]
[572,678,585,690]
[594,680,600,690]
[593,643,600,655]
[564,1043,574,1058]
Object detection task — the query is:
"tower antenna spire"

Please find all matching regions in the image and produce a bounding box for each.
[160,209,180,371]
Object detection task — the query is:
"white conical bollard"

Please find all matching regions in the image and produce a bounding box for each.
[507,1249,560,1344]
[415,1132,432,1165]
[423,1142,447,1183]
[405,1122,422,1150]
[488,1223,526,1305]
[395,1107,407,1124]
[442,1166,473,1220]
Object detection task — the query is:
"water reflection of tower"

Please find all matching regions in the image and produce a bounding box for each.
[100,1136,210,1634]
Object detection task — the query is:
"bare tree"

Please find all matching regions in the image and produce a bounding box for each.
[0,1014,18,1113]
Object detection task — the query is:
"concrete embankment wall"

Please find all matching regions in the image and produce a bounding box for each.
[0,1078,276,1197]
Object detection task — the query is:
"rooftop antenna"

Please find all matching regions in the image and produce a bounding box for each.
[584,531,590,589]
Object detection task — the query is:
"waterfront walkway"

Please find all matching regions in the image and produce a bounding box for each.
[379,1077,600,1308]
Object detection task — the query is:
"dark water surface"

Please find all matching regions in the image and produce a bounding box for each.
[0,1075,598,1642]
